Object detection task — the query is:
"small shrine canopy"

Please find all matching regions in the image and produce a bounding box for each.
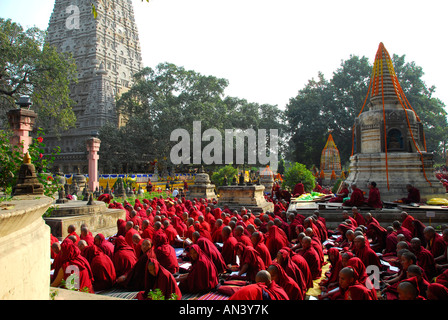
[320,133,342,172]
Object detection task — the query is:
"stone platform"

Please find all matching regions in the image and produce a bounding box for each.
[345,152,446,202]
[287,200,448,229]
[44,200,125,240]
[217,184,274,214]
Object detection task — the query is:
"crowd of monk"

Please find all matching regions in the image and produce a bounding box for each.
[49,189,448,300]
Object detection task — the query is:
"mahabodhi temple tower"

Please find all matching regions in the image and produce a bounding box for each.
[45,0,142,173]
[345,42,445,201]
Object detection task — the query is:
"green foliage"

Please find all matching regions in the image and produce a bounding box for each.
[281,162,315,192]
[210,165,239,186]
[99,63,286,172]
[147,288,178,300]
[332,178,342,193]
[0,18,78,135]
[0,128,60,197]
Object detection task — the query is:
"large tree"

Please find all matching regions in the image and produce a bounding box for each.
[99,62,286,173]
[0,18,77,134]
[285,54,448,167]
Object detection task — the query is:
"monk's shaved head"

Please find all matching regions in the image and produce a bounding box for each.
[255,270,272,285]
[397,281,418,300]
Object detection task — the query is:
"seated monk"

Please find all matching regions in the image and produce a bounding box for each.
[234,243,266,282]
[192,231,227,274]
[51,239,94,293]
[94,233,114,261]
[221,226,238,266]
[116,239,156,291]
[292,181,305,197]
[338,267,375,300]
[136,258,182,300]
[297,236,322,280]
[277,248,307,297]
[366,181,382,209]
[400,184,421,204]
[229,270,289,300]
[251,232,272,268]
[112,235,138,278]
[397,277,426,300]
[267,263,303,300]
[329,182,350,203]
[343,184,365,207]
[178,244,219,294]
[81,245,116,292]
[426,283,448,300]
[265,223,289,259]
[352,235,381,269]
[153,231,179,274]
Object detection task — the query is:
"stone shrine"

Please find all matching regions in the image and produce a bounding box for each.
[187,172,216,200]
[345,42,445,201]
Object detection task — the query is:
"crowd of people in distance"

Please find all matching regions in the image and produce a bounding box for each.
[49,180,448,301]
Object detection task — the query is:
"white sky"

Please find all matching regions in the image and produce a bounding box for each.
[1,0,448,110]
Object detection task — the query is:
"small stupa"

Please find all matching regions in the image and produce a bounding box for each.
[345,42,445,201]
[12,152,44,196]
[320,131,342,185]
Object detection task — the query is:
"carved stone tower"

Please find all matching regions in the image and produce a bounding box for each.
[45,0,142,173]
[345,43,445,201]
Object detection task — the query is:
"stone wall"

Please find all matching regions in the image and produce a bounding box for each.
[0,195,53,299]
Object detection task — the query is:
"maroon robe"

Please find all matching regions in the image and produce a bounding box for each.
[343,187,365,207]
[271,262,303,300]
[153,232,179,274]
[82,245,116,291]
[113,236,138,278]
[196,236,227,274]
[367,187,382,208]
[59,239,94,293]
[222,234,238,265]
[265,225,289,259]
[179,244,219,293]
[235,243,266,282]
[298,245,322,280]
[137,258,182,300]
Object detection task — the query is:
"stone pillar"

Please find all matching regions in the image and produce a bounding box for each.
[7,106,37,156]
[86,137,101,192]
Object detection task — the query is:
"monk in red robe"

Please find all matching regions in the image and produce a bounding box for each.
[229,270,289,300]
[51,239,94,293]
[178,244,219,293]
[65,225,80,245]
[292,181,305,197]
[192,232,227,274]
[343,184,365,207]
[113,235,137,278]
[234,243,266,282]
[137,258,182,300]
[277,248,307,296]
[153,231,179,274]
[80,226,94,246]
[320,247,343,292]
[265,224,289,259]
[366,181,382,208]
[329,182,349,203]
[401,184,421,204]
[81,245,116,291]
[251,232,272,268]
[222,226,238,266]
[296,236,321,280]
[424,226,447,260]
[211,219,224,243]
[94,233,114,261]
[353,235,381,269]
[427,283,448,300]
[338,267,375,300]
[267,263,303,300]
[117,239,156,291]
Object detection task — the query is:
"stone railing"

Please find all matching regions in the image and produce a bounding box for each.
[0,195,53,299]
